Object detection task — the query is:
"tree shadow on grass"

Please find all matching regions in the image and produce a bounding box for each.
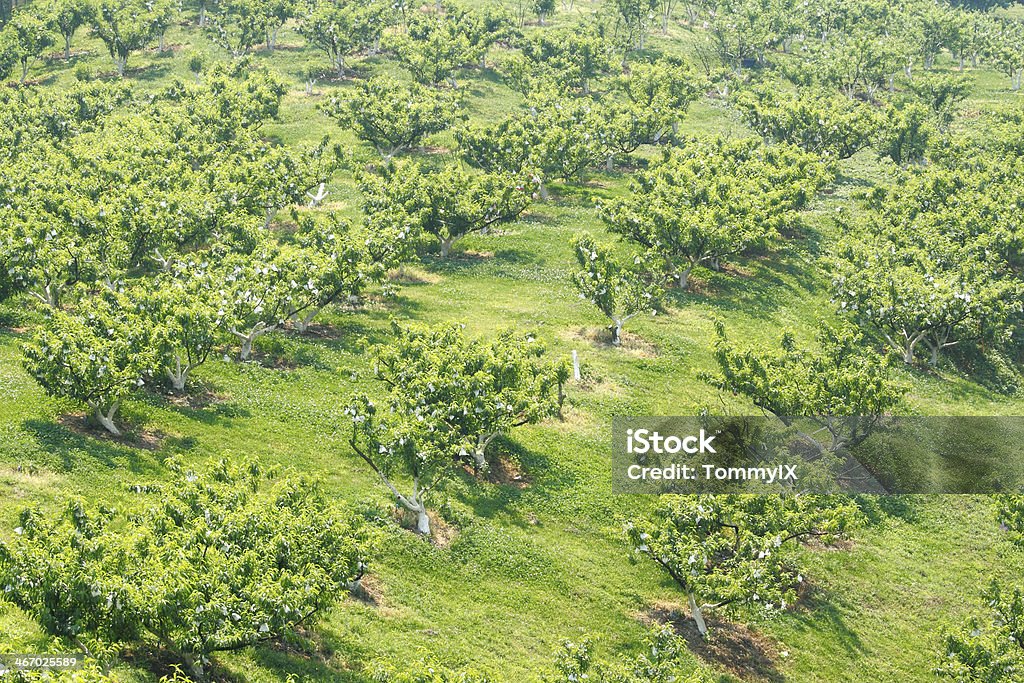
[451,434,579,529]
[22,418,164,474]
[420,246,539,277]
[853,494,919,526]
[139,387,252,428]
[249,624,378,683]
[297,315,399,355]
[787,581,868,659]
[129,62,174,82]
[671,249,822,320]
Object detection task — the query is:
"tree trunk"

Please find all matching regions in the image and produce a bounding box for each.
[677,265,692,290]
[20,61,28,83]
[439,236,455,258]
[182,654,205,682]
[240,336,254,361]
[474,447,487,472]
[611,319,623,346]
[198,4,206,26]
[167,355,189,392]
[902,336,919,365]
[159,33,166,52]
[606,155,614,172]
[416,508,431,535]
[94,402,121,436]
[688,592,709,637]
[64,35,72,60]
[31,283,59,308]
[116,56,126,77]
[293,308,320,333]
[233,323,273,361]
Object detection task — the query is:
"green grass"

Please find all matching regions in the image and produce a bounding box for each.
[2,3,1024,682]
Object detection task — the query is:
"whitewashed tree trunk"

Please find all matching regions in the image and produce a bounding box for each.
[232,322,274,361]
[688,591,709,636]
[92,401,121,436]
[292,307,321,333]
[416,508,430,535]
[166,354,191,392]
[474,432,499,472]
[30,284,59,308]
[677,265,693,290]
[439,236,456,258]
[890,330,926,365]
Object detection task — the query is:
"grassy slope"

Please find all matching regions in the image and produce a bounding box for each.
[1,3,1023,682]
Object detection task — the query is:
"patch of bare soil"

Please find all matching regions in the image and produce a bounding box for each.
[348,574,386,607]
[166,389,226,409]
[643,603,784,683]
[486,455,530,489]
[458,249,495,259]
[568,327,659,358]
[56,413,165,450]
[389,266,441,285]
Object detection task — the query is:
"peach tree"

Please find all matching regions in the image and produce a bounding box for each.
[703,322,905,455]
[831,167,1022,366]
[22,291,157,435]
[0,459,375,681]
[320,75,463,158]
[938,581,1024,682]
[571,234,661,346]
[359,159,534,258]
[624,494,860,637]
[346,323,560,534]
[600,138,831,290]
[372,322,561,473]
